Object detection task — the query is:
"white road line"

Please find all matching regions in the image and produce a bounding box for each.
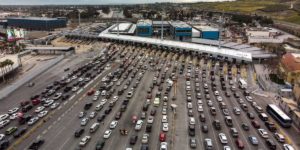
[57,106,62,110]
[48,125,52,130]
[57,117,61,121]
[76,88,83,94]
[53,120,57,124]
[63,101,68,105]
[74,101,78,105]
[58,137,71,150]
[36,135,41,140]
[42,130,47,135]
[69,95,75,100]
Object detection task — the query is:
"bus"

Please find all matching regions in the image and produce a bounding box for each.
[154,98,160,107]
[266,104,292,128]
[238,79,247,89]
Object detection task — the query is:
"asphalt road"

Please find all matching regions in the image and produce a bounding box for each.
[0,42,299,150]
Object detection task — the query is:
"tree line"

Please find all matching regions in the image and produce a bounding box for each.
[0,59,14,82]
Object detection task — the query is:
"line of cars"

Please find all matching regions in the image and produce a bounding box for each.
[72,48,151,149]
[0,44,118,150]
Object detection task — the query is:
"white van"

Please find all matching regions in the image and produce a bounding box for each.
[90,123,100,133]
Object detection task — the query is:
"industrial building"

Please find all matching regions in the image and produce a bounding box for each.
[7,17,67,31]
[136,20,152,37]
[193,25,220,40]
[169,21,192,41]
[152,21,170,37]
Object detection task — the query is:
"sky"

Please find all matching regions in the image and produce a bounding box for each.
[0,0,234,5]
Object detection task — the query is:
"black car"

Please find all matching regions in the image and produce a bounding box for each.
[95,141,105,150]
[0,140,9,150]
[84,103,93,110]
[97,115,106,122]
[146,124,152,133]
[241,123,249,131]
[129,135,138,145]
[202,125,208,133]
[266,139,276,150]
[104,108,112,114]
[188,125,195,136]
[247,112,255,120]
[74,128,84,137]
[28,139,44,150]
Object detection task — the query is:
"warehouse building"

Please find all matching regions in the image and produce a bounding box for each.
[152,21,170,37]
[136,20,152,37]
[7,17,67,31]
[194,25,220,40]
[107,22,136,35]
[169,21,192,41]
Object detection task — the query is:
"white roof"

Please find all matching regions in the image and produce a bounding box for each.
[169,21,191,28]
[137,20,152,26]
[99,33,252,61]
[110,23,132,32]
[194,25,219,32]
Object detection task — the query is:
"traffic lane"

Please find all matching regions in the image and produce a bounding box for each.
[82,51,147,150]
[14,62,119,149]
[173,76,190,150]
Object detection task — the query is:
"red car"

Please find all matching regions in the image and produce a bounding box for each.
[87,90,95,96]
[236,138,244,149]
[32,99,41,105]
[159,132,166,142]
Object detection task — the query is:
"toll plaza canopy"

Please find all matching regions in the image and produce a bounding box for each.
[99,33,252,62]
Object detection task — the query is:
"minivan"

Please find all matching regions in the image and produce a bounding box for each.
[204,138,213,150]
[259,113,269,122]
[90,123,100,133]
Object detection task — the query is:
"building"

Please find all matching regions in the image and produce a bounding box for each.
[169,21,192,41]
[193,25,220,40]
[136,20,152,37]
[279,53,300,84]
[152,21,170,37]
[246,27,283,44]
[7,17,67,31]
[107,22,136,35]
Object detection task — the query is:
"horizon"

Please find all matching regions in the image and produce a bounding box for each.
[0,0,235,5]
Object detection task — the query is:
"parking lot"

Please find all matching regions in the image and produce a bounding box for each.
[0,41,297,150]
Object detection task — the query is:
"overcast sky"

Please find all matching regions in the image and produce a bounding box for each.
[0,0,234,5]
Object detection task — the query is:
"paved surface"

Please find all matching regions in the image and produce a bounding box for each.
[0,42,299,150]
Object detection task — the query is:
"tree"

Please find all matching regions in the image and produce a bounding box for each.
[0,61,5,82]
[123,7,132,18]
[102,6,110,14]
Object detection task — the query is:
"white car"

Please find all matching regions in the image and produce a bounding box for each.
[89,112,96,118]
[103,130,112,139]
[224,146,231,150]
[219,133,228,144]
[258,129,269,138]
[101,90,107,96]
[187,102,193,109]
[50,102,60,109]
[78,78,84,82]
[81,118,89,126]
[110,120,118,129]
[0,114,9,121]
[147,116,154,124]
[141,133,149,144]
[28,117,39,126]
[217,96,223,102]
[78,112,85,118]
[0,120,10,128]
[162,115,168,123]
[283,144,295,150]
[72,86,79,92]
[35,106,45,113]
[135,120,143,130]
[198,105,203,112]
[197,100,203,105]
[162,108,167,115]
[160,142,168,150]
[112,96,119,102]
[162,123,169,132]
[274,132,285,143]
[245,96,253,102]
[38,111,48,118]
[93,96,99,101]
[100,99,107,105]
[214,91,220,96]
[79,135,91,147]
[9,113,18,120]
[8,107,19,115]
[43,100,54,107]
[94,90,100,96]
[0,134,5,141]
[233,107,241,115]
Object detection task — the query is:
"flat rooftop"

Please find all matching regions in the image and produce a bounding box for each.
[194,25,219,32]
[169,21,191,28]
[7,17,59,21]
[137,20,152,26]
[110,23,132,32]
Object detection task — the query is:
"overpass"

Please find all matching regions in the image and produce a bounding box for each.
[98,33,252,62]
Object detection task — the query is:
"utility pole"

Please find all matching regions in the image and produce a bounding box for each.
[161,11,164,40]
[117,8,119,36]
[218,11,224,49]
